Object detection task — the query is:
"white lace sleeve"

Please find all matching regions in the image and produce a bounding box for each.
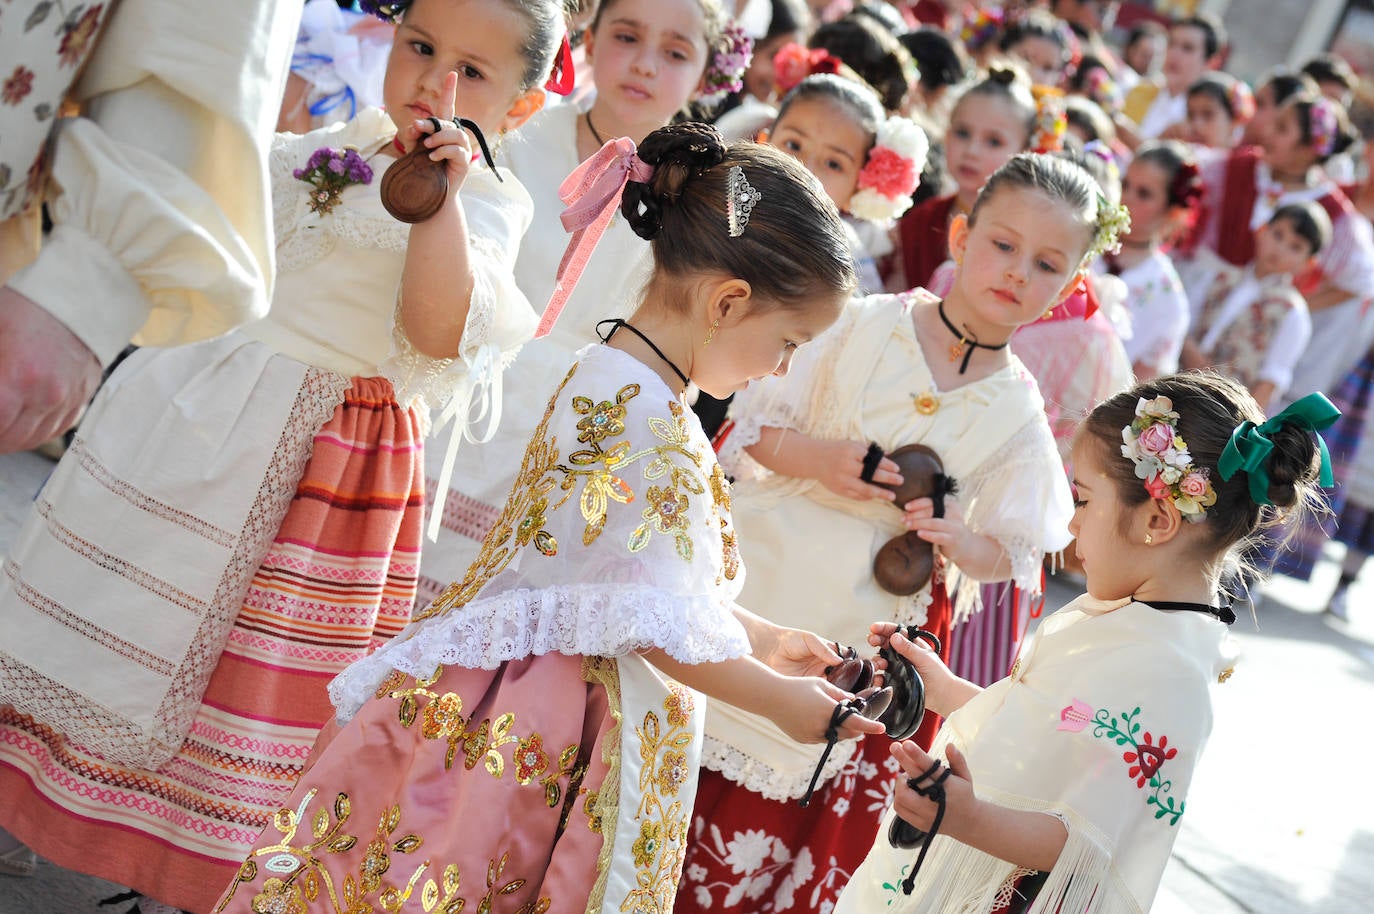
[379,168,541,538]
[959,416,1075,594]
[718,300,864,480]
[330,351,751,721]
[381,167,539,415]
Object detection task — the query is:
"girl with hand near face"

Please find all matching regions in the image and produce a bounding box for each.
[213,123,886,914]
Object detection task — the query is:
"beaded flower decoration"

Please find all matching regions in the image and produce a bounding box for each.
[1085,193,1131,264]
[699,21,753,106]
[1031,88,1068,154]
[1228,79,1256,123]
[295,146,373,216]
[1121,397,1217,522]
[848,117,929,223]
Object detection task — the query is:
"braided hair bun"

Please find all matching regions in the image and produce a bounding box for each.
[622,123,728,240]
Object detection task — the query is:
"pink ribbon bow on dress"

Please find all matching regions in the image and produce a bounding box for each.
[537,137,655,338]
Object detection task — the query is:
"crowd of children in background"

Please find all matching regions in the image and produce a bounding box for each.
[0,1,1364,912]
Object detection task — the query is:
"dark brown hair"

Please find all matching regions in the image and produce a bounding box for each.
[622,123,856,311]
[809,14,914,113]
[1080,373,1327,564]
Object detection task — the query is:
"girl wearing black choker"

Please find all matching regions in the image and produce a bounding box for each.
[840,374,1336,914]
[680,153,1126,913]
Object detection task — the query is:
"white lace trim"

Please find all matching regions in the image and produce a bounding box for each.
[698,732,857,802]
[329,582,751,722]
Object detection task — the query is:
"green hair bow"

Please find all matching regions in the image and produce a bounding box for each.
[1217,393,1341,505]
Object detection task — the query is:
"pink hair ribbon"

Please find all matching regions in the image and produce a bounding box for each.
[536,137,654,338]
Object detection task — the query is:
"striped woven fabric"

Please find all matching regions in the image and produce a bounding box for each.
[0,376,424,914]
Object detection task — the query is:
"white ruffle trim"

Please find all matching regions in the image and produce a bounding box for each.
[330,582,751,721]
[699,732,858,802]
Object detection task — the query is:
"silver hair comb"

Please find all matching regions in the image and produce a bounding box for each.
[726,165,761,237]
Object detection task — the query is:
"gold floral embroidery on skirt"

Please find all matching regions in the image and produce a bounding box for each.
[213,788,551,914]
[375,668,588,811]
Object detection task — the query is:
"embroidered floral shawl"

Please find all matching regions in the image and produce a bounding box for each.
[331,345,751,720]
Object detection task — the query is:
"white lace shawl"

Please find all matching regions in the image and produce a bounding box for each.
[719,292,1072,609]
[330,346,751,721]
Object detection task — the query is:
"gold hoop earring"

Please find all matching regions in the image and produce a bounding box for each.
[1144,533,1153,545]
[704,320,719,346]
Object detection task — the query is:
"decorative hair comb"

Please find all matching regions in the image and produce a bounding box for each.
[726,165,760,237]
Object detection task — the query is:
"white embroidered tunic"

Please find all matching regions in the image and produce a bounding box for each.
[704,290,1073,800]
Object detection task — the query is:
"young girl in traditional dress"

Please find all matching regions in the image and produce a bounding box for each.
[415,0,745,604]
[211,123,884,914]
[1194,90,1374,408]
[888,67,1036,293]
[1108,140,1199,379]
[1184,72,1253,151]
[676,154,1127,914]
[764,74,926,294]
[837,373,1336,914]
[0,0,561,910]
[1182,202,1329,412]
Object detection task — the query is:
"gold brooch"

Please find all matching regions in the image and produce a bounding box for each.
[912,391,940,415]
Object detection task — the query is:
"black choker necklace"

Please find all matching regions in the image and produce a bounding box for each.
[936,300,1009,374]
[584,110,607,146]
[597,319,690,390]
[1134,597,1237,625]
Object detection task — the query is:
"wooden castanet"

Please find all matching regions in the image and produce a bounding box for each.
[379,141,449,224]
[871,444,954,596]
[380,115,502,224]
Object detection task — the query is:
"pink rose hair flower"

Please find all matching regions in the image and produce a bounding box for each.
[1120,396,1217,522]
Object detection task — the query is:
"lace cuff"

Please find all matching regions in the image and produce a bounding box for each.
[329,581,751,722]
[699,732,857,802]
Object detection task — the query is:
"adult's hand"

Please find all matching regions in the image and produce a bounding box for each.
[0,286,101,453]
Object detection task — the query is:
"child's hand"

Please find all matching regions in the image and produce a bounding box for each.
[891,742,976,837]
[902,495,973,561]
[772,678,886,744]
[757,627,844,679]
[868,624,958,715]
[815,439,902,502]
[399,71,473,199]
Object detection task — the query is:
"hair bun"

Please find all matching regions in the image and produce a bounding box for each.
[638,123,728,193]
[1263,422,1323,509]
[622,124,728,241]
[986,64,1023,86]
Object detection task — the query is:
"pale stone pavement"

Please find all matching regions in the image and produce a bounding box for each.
[1,448,1371,913]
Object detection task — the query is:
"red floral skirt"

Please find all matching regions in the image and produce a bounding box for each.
[674,585,954,913]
